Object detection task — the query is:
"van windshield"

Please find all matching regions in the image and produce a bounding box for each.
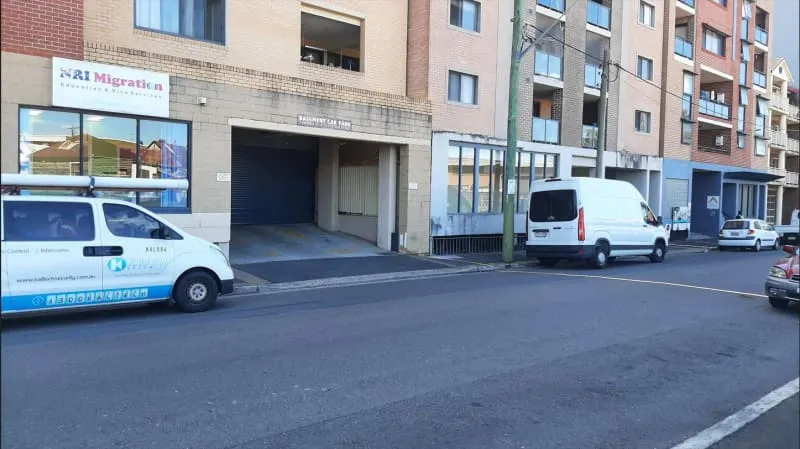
[530,189,577,222]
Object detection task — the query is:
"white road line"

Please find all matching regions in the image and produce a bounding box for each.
[669,378,800,449]
[507,270,768,298]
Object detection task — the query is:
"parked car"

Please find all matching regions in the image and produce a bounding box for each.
[774,209,799,246]
[525,177,668,269]
[765,245,800,309]
[717,218,780,252]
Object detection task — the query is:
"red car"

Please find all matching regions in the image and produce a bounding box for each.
[765,245,800,309]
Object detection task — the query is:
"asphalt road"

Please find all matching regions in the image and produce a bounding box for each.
[2,250,798,449]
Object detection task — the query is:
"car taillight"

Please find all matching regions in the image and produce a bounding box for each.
[748,229,755,235]
[578,207,585,241]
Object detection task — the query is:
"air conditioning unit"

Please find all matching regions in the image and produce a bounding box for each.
[716,135,724,146]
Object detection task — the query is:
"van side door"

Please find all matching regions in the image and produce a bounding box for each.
[98,202,176,302]
[1,199,104,313]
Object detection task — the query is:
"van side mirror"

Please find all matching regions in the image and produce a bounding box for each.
[656,216,663,225]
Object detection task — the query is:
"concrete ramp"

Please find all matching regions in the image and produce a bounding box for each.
[230,224,388,265]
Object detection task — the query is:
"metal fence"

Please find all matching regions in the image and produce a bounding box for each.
[431,234,527,256]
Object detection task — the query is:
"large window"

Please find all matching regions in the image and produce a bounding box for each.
[450,0,481,32]
[448,71,478,105]
[447,145,557,214]
[703,28,725,56]
[19,107,191,211]
[3,201,95,242]
[300,11,362,72]
[134,0,225,44]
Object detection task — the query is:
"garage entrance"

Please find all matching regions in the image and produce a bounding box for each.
[229,128,394,265]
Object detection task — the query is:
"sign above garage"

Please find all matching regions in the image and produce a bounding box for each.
[297,114,352,131]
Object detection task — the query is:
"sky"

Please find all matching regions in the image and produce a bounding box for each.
[773,0,800,84]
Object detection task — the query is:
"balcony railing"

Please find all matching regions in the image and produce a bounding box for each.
[755,26,768,45]
[582,125,599,148]
[537,0,565,12]
[770,92,800,119]
[678,0,695,7]
[787,171,800,186]
[788,137,800,154]
[534,51,562,79]
[770,129,788,148]
[585,63,601,88]
[699,98,731,120]
[753,71,767,88]
[587,2,610,30]
[674,36,693,59]
[533,118,560,144]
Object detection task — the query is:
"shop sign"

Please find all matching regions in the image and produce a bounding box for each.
[52,57,170,117]
[297,114,352,131]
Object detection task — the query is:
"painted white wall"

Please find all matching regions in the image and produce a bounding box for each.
[339,214,378,243]
[317,138,339,232]
[377,145,397,250]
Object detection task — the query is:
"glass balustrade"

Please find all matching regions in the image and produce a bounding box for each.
[698,98,730,120]
[587,2,610,29]
[532,118,560,145]
[534,51,562,79]
[674,36,693,59]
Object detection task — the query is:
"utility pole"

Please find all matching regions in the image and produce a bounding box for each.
[502,0,525,264]
[595,49,609,179]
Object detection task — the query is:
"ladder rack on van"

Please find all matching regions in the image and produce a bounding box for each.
[0,174,189,196]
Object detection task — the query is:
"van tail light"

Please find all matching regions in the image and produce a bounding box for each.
[748,229,755,235]
[578,207,585,242]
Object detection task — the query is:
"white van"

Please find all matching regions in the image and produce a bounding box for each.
[1,174,235,316]
[526,177,668,269]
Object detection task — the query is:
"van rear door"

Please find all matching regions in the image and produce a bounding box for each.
[528,188,579,245]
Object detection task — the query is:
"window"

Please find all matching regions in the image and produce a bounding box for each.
[447,147,461,214]
[490,150,504,214]
[134,0,225,44]
[711,0,727,6]
[755,138,767,155]
[450,0,480,32]
[703,28,725,56]
[681,121,693,144]
[517,152,532,213]
[739,62,747,85]
[459,148,475,213]
[3,201,95,242]
[544,154,558,178]
[448,71,478,105]
[300,12,362,72]
[639,1,655,27]
[738,133,746,148]
[19,107,191,211]
[530,189,577,222]
[739,87,749,106]
[738,105,746,132]
[637,56,653,81]
[682,72,694,119]
[741,43,750,62]
[641,202,658,225]
[739,184,757,218]
[103,203,180,240]
[477,149,491,212]
[635,110,651,133]
[534,153,545,180]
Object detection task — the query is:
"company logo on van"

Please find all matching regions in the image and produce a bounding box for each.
[107,257,127,272]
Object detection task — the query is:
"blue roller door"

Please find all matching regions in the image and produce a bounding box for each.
[231,145,318,225]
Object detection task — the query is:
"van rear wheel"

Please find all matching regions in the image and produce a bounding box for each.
[538,258,558,268]
[591,243,610,269]
[174,270,219,313]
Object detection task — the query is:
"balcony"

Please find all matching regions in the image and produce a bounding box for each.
[585,63,601,89]
[532,118,560,144]
[587,1,610,30]
[789,137,800,154]
[787,171,800,186]
[534,51,562,80]
[537,0,564,12]
[753,71,767,88]
[582,125,599,148]
[674,36,693,59]
[770,129,788,148]
[699,98,731,120]
[755,26,768,46]
[771,92,800,120]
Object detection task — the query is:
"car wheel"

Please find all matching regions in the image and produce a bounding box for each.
[173,270,219,313]
[538,258,559,268]
[592,243,610,269]
[769,297,790,309]
[772,239,780,250]
[753,239,761,252]
[649,241,666,263]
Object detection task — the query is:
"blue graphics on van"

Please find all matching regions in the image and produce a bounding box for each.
[107,257,127,272]
[1,285,172,313]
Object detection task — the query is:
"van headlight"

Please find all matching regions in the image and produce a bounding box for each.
[769,266,788,279]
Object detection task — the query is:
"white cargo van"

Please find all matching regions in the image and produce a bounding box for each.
[1,174,235,316]
[526,177,668,269]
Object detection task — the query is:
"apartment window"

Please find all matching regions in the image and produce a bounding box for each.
[711,0,727,6]
[681,121,692,144]
[755,138,767,156]
[300,12,362,72]
[739,62,748,85]
[637,56,653,81]
[682,71,694,119]
[703,28,725,56]
[19,107,190,210]
[738,133,746,148]
[134,0,225,44]
[448,71,478,105]
[740,87,749,106]
[635,110,651,133]
[638,1,655,27]
[450,0,481,32]
[738,105,746,132]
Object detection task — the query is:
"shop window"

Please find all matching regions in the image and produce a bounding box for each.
[477,149,491,212]
[134,0,226,44]
[18,107,191,212]
[300,11,361,72]
[490,150,504,214]
[517,152,532,213]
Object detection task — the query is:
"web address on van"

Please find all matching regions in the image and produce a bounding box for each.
[16,274,97,283]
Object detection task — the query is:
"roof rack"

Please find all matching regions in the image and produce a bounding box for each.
[0,174,189,197]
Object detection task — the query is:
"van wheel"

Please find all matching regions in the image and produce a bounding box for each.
[591,243,610,269]
[649,241,666,263]
[174,270,219,313]
[753,239,761,252]
[769,297,789,309]
[538,258,558,268]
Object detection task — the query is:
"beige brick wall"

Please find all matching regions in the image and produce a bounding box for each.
[84,0,409,96]
[397,143,432,254]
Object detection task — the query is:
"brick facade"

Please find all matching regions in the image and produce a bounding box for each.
[0,0,83,59]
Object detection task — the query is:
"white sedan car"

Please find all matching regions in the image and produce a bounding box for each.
[718,219,781,252]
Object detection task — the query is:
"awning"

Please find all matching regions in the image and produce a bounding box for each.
[724,171,783,182]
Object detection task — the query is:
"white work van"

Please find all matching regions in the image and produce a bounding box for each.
[526,177,669,269]
[1,174,235,316]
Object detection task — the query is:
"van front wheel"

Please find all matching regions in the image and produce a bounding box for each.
[174,270,219,313]
[649,241,666,263]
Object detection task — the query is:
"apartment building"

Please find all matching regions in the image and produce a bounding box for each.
[0,0,433,260]
[658,0,775,239]
[766,58,800,225]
